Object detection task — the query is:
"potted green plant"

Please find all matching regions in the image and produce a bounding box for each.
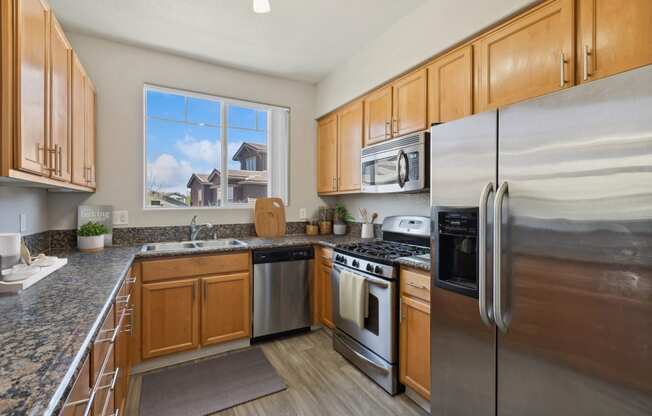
[77,221,108,252]
[333,203,354,235]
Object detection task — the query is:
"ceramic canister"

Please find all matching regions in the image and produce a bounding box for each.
[0,233,21,270]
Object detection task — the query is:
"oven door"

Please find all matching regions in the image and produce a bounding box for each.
[331,264,397,363]
[361,144,424,193]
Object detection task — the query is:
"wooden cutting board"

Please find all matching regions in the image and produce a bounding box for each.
[254,197,286,237]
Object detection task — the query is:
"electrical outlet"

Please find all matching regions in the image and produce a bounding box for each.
[113,210,129,226]
[19,214,27,233]
[299,208,307,220]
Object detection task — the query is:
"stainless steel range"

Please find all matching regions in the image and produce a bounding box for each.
[331,216,429,394]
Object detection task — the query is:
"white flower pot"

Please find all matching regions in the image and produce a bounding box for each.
[333,223,347,235]
[78,235,105,253]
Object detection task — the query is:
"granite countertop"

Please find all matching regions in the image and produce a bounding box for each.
[0,247,139,416]
[0,233,428,415]
[396,255,431,272]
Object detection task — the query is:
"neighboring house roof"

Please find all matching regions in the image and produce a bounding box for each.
[231,142,267,162]
[186,173,210,188]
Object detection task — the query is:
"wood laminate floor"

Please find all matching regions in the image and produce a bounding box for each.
[125,329,428,416]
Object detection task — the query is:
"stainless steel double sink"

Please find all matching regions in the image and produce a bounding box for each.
[141,239,247,253]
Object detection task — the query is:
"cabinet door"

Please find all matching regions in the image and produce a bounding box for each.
[142,279,199,359]
[49,15,71,182]
[71,53,86,186]
[392,68,427,136]
[476,0,574,111]
[84,78,96,188]
[17,0,50,174]
[317,114,337,193]
[363,85,392,146]
[577,0,652,84]
[399,296,431,399]
[320,258,334,329]
[337,101,362,192]
[428,46,473,124]
[201,272,251,346]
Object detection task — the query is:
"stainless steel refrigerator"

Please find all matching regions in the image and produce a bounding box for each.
[429,64,652,416]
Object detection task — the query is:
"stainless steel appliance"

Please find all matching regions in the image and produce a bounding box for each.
[361,131,429,193]
[332,216,430,394]
[430,65,652,415]
[252,246,313,340]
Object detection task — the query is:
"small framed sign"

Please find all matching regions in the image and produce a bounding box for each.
[78,205,113,246]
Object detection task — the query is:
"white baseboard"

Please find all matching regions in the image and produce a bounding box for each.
[131,338,251,374]
[405,387,430,414]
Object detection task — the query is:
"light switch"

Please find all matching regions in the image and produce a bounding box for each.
[113,210,129,226]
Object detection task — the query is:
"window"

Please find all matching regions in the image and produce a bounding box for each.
[143,85,289,209]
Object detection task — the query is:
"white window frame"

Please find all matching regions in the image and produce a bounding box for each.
[142,84,289,210]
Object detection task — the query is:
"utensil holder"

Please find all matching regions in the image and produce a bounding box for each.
[361,223,374,239]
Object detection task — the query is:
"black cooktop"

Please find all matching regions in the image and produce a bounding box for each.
[336,240,429,263]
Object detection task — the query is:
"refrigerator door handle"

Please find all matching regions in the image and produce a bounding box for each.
[493,181,509,333]
[478,181,494,327]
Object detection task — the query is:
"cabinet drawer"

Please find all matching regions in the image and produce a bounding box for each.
[400,268,430,302]
[142,252,249,282]
[92,304,115,384]
[58,354,91,416]
[93,343,115,416]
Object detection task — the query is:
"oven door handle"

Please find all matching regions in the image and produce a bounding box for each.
[332,265,389,288]
[334,332,391,374]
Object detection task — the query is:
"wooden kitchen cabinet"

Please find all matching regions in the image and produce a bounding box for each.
[201,272,251,346]
[49,14,71,182]
[59,354,90,416]
[392,68,427,137]
[317,114,338,193]
[363,85,392,146]
[475,0,575,111]
[427,45,473,124]
[337,100,363,192]
[71,52,94,187]
[114,276,134,415]
[83,78,96,188]
[317,248,334,329]
[577,0,652,84]
[399,266,431,400]
[16,0,50,175]
[142,278,199,359]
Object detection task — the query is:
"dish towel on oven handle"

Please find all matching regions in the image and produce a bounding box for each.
[338,270,369,328]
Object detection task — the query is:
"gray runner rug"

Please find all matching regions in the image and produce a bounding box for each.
[140,347,286,416]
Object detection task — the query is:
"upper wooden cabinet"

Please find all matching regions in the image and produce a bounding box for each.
[317,114,338,193]
[577,0,652,84]
[427,45,473,124]
[337,101,363,192]
[475,0,575,111]
[392,68,427,137]
[49,14,71,182]
[363,85,392,146]
[83,77,96,188]
[71,53,86,186]
[16,0,49,175]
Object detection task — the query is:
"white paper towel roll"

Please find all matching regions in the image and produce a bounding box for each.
[0,233,21,270]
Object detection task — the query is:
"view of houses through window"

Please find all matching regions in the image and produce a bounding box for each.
[144,86,282,208]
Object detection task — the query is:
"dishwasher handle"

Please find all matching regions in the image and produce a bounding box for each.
[252,246,314,264]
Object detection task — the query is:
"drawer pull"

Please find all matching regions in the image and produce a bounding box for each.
[115,293,130,305]
[126,276,137,284]
[406,281,428,290]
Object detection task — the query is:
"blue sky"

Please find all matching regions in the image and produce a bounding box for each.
[145,89,267,194]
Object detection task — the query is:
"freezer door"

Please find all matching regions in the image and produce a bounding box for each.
[496,65,652,415]
[430,111,497,415]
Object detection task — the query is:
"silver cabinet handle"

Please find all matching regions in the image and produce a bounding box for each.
[559,51,566,88]
[57,145,63,176]
[583,45,591,81]
[478,181,494,327]
[126,276,136,284]
[406,281,428,290]
[385,120,391,138]
[493,181,509,333]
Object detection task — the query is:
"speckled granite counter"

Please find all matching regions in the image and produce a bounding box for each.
[0,247,139,416]
[396,256,431,272]
[0,235,372,415]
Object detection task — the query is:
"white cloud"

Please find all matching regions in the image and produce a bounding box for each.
[175,135,219,164]
[147,153,194,193]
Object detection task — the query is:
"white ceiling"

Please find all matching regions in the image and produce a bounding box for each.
[48,0,426,83]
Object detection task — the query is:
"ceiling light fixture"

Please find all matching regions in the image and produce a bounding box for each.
[253,0,271,14]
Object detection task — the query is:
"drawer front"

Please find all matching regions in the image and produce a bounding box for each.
[93,343,116,416]
[58,354,91,416]
[401,267,430,302]
[92,304,115,384]
[142,252,249,282]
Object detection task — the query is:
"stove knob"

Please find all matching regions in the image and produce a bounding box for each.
[374,265,383,275]
[342,257,348,265]
[366,264,374,272]
[352,260,360,268]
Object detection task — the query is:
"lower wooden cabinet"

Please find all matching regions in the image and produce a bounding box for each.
[59,354,90,416]
[142,278,200,359]
[399,267,431,400]
[201,273,251,346]
[316,248,334,329]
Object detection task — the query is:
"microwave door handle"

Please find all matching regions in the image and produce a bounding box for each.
[397,150,408,188]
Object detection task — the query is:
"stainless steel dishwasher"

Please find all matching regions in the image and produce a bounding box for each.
[252,246,313,340]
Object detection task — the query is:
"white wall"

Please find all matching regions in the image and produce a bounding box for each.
[335,193,430,224]
[315,0,537,116]
[48,33,323,230]
[0,187,49,235]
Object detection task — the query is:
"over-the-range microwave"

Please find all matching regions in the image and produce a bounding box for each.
[361,131,429,193]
